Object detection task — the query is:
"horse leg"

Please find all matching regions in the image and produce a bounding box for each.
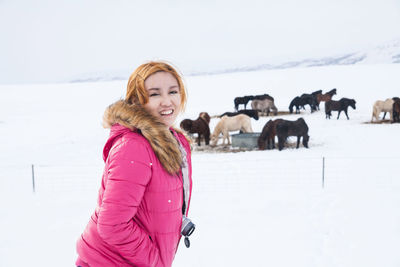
[272,135,275,149]
[197,133,201,146]
[296,136,300,148]
[383,112,386,120]
[303,135,309,148]
[345,109,349,120]
[337,110,341,120]
[278,136,284,151]
[266,136,271,150]
[205,134,210,145]
[224,132,231,145]
[222,132,228,145]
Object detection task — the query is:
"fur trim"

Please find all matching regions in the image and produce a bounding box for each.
[102,100,183,174]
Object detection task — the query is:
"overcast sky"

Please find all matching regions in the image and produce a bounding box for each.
[0,0,399,84]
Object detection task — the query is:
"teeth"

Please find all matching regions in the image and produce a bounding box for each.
[160,110,173,115]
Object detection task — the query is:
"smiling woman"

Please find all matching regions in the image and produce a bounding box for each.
[143,71,182,128]
[75,61,193,267]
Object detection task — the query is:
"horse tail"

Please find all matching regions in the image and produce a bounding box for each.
[372,103,379,122]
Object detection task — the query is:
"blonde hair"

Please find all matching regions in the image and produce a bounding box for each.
[126,61,187,112]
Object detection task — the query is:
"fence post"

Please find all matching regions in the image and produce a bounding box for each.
[322,157,325,189]
[32,164,35,193]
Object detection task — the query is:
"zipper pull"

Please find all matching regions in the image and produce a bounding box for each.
[184,236,190,248]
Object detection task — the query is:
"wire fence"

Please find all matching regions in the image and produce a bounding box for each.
[1,156,400,195]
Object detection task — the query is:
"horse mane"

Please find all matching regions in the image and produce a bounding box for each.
[212,116,226,137]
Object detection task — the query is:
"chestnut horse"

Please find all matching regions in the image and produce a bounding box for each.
[393,99,400,123]
[317,88,337,106]
[258,119,283,150]
[180,112,211,146]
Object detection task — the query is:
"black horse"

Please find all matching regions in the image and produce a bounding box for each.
[234,95,254,111]
[220,109,259,120]
[275,118,310,151]
[325,98,356,120]
[289,95,317,114]
[311,90,323,110]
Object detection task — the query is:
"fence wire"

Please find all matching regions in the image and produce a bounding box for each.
[1,156,399,194]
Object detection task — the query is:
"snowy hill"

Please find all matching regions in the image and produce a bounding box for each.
[191,38,400,76]
[70,39,400,82]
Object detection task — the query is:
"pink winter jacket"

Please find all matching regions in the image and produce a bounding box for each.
[76,123,192,267]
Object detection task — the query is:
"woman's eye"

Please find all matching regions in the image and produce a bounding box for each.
[149,93,160,97]
[170,90,179,95]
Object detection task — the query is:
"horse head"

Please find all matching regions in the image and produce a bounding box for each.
[350,99,356,109]
[180,119,193,132]
[210,134,219,147]
[253,110,259,120]
[199,112,211,124]
[289,102,294,113]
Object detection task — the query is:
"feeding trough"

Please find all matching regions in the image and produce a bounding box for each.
[231,132,261,149]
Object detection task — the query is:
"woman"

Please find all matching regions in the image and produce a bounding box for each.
[76,61,193,267]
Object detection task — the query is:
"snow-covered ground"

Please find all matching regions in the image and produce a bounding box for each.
[1,64,400,267]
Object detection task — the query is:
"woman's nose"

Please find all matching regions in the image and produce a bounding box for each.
[160,95,172,106]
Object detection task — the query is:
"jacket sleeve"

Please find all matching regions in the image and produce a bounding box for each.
[97,140,160,267]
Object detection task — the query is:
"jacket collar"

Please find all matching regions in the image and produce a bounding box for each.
[102,100,183,174]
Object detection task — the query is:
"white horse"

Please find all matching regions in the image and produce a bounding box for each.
[251,99,278,116]
[371,98,394,122]
[210,114,253,146]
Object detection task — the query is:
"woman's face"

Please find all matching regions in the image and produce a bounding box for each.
[144,71,182,128]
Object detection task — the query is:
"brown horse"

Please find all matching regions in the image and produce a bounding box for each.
[393,99,400,123]
[258,119,283,150]
[317,88,337,107]
[180,112,211,146]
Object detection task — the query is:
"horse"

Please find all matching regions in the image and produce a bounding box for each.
[382,97,400,119]
[393,99,400,123]
[234,95,254,111]
[275,118,309,151]
[317,88,337,107]
[220,109,259,120]
[258,119,283,150]
[180,112,211,146]
[300,94,318,112]
[253,94,274,102]
[289,95,316,114]
[251,99,278,116]
[325,98,356,120]
[210,114,253,146]
[371,98,394,122]
[311,90,323,110]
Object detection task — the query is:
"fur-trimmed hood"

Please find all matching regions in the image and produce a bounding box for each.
[102,100,183,174]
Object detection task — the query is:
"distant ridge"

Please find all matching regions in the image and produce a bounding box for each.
[70,39,400,82]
